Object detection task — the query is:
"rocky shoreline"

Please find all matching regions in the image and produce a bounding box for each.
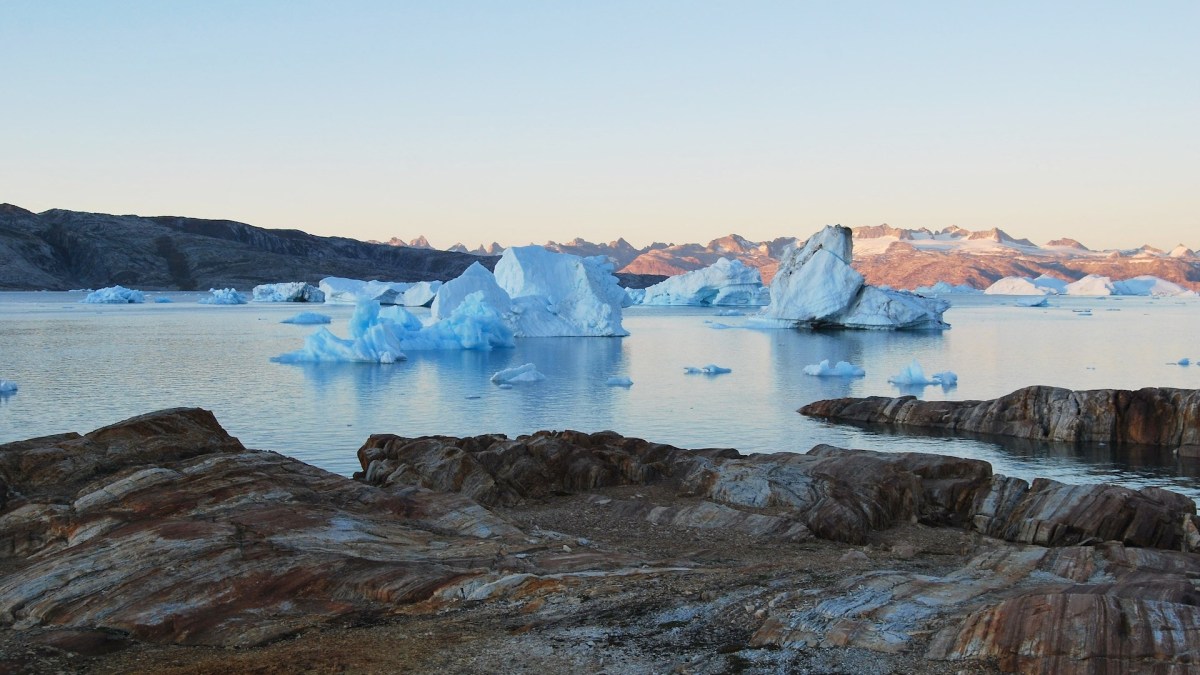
[2,408,1199,673]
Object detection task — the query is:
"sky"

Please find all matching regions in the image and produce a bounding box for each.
[2,1,1196,250]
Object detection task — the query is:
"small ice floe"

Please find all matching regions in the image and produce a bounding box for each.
[1015,296,1048,308]
[282,312,333,325]
[605,376,634,387]
[0,380,18,394]
[684,364,732,375]
[1178,358,1192,366]
[81,286,145,304]
[199,288,248,305]
[491,363,546,385]
[154,297,173,303]
[888,360,957,388]
[802,359,865,378]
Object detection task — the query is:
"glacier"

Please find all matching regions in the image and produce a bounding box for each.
[199,288,248,305]
[640,258,769,306]
[272,293,514,364]
[760,225,948,330]
[81,286,145,304]
[252,282,325,303]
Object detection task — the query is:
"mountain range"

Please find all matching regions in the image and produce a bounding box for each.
[2,203,1196,292]
[388,226,1200,290]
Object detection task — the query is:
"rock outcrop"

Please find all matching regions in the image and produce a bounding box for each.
[800,385,1200,446]
[3,410,1199,673]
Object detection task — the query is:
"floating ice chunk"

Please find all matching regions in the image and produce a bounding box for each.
[802,360,865,378]
[153,297,173,303]
[1113,276,1191,297]
[606,376,634,387]
[432,262,512,321]
[641,258,767,306]
[491,363,546,384]
[401,281,442,307]
[0,380,17,394]
[1015,296,1048,307]
[398,293,514,351]
[199,288,248,305]
[495,246,628,337]
[984,277,1051,296]
[282,312,332,325]
[684,364,732,375]
[836,287,950,330]
[1179,358,1192,366]
[319,277,411,305]
[888,360,956,387]
[252,282,325,303]
[81,286,145,304]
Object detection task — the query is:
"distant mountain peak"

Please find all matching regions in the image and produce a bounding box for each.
[1046,238,1089,250]
[0,203,36,217]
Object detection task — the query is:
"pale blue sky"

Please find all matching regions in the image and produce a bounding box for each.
[2,1,1196,249]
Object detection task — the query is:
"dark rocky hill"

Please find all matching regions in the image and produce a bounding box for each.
[0,205,497,291]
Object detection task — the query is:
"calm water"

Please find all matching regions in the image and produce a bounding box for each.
[2,291,1199,500]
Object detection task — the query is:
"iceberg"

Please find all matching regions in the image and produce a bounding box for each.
[490,363,546,384]
[431,262,512,321]
[888,360,957,387]
[273,294,514,364]
[153,297,173,303]
[1113,276,1193,297]
[319,277,411,305]
[605,376,634,387]
[1032,274,1069,294]
[802,360,865,378]
[0,380,17,394]
[494,246,628,337]
[641,258,769,306]
[913,281,982,295]
[984,277,1052,295]
[624,288,647,305]
[1064,274,1115,296]
[281,312,332,325]
[199,288,248,305]
[81,286,145,304]
[1179,358,1191,367]
[401,281,442,307]
[761,226,947,330]
[684,364,732,375]
[252,282,325,303]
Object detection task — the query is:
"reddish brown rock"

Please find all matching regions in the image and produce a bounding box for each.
[800,385,1200,446]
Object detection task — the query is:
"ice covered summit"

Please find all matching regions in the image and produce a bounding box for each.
[761,225,949,330]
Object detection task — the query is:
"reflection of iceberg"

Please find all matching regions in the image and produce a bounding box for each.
[272,294,513,364]
[199,288,248,305]
[760,226,948,330]
[82,286,145,304]
[282,312,332,325]
[253,282,325,303]
[640,258,769,306]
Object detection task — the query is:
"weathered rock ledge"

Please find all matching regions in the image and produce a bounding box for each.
[1,409,1198,674]
[800,385,1200,447]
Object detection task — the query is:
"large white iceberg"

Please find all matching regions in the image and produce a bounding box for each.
[1113,275,1194,297]
[640,258,769,306]
[431,262,512,321]
[199,288,248,305]
[761,225,948,330]
[319,277,411,305]
[402,281,442,307]
[1064,274,1115,296]
[273,293,514,364]
[495,246,628,337]
[81,286,145,304]
[252,282,325,303]
[984,277,1052,295]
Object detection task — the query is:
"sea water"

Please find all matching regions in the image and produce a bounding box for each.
[1,292,1198,499]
